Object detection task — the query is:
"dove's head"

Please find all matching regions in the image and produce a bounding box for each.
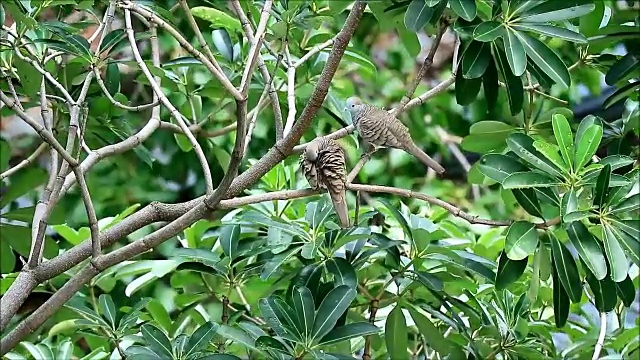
[344,96,364,115]
[305,140,321,162]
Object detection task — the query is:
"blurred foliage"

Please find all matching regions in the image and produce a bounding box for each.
[1,0,639,359]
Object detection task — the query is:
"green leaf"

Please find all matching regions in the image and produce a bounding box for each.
[185,322,219,357]
[602,225,629,283]
[0,167,48,208]
[407,307,451,356]
[219,224,240,260]
[573,122,603,170]
[604,80,640,109]
[259,297,302,342]
[606,53,640,85]
[325,257,357,288]
[533,140,569,175]
[377,199,412,241]
[310,285,356,342]
[612,193,640,215]
[212,29,234,62]
[585,266,617,313]
[255,336,290,356]
[493,44,524,115]
[495,251,528,290]
[563,211,592,223]
[606,225,639,267]
[551,263,570,328]
[141,324,173,359]
[566,222,607,281]
[513,31,571,88]
[483,57,499,110]
[512,189,544,218]
[449,0,477,21]
[478,154,527,183]
[318,322,380,345]
[292,286,315,339]
[260,247,301,280]
[552,114,574,171]
[473,21,504,42]
[404,0,434,32]
[385,305,408,359]
[614,275,636,307]
[100,29,126,54]
[344,50,378,77]
[462,41,491,79]
[594,164,611,208]
[550,233,582,303]
[98,294,117,329]
[503,171,562,189]
[506,133,564,178]
[517,1,596,22]
[503,28,527,76]
[57,340,74,360]
[455,68,482,106]
[191,6,241,31]
[513,23,587,43]
[415,271,444,291]
[505,221,539,260]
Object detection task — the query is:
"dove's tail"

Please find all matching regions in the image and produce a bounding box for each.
[406,144,446,174]
[328,190,350,228]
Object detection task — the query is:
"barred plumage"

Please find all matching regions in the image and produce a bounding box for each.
[345,96,446,174]
[300,137,350,228]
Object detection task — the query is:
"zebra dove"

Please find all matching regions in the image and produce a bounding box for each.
[344,96,446,174]
[300,137,350,228]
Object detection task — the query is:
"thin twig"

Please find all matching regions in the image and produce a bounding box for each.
[283,44,297,137]
[124,9,214,195]
[239,0,273,95]
[119,0,243,100]
[179,0,223,73]
[231,0,283,140]
[0,143,47,180]
[93,66,159,111]
[592,312,607,360]
[392,18,449,116]
[294,37,335,68]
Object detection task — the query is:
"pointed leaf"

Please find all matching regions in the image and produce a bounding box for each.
[513,23,587,43]
[407,308,450,356]
[513,189,544,218]
[506,133,564,178]
[514,31,571,88]
[473,21,504,42]
[602,225,629,282]
[607,225,640,267]
[518,1,596,22]
[326,257,357,288]
[614,275,636,307]
[551,263,570,328]
[585,267,617,312]
[503,28,527,76]
[141,324,173,359]
[566,222,607,280]
[404,0,435,32]
[495,251,528,290]
[606,53,640,85]
[594,164,611,208]
[506,221,539,260]
[462,41,491,79]
[550,233,582,303]
[98,294,117,329]
[478,154,528,183]
[493,44,524,115]
[612,193,640,214]
[450,0,477,21]
[415,271,444,291]
[310,285,356,342]
[552,114,574,170]
[318,323,380,345]
[533,140,569,175]
[185,322,219,357]
[219,224,240,260]
[292,286,315,339]
[574,123,603,171]
[385,305,408,359]
[503,171,562,189]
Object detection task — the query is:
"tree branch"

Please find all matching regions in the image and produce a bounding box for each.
[239,0,273,96]
[392,18,448,116]
[124,9,214,195]
[0,142,47,180]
